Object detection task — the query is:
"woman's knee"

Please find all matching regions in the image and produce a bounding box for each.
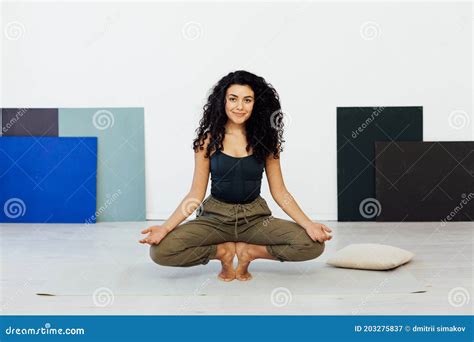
[298,240,325,261]
[149,242,178,266]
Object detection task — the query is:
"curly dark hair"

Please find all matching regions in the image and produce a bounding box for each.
[192,70,285,163]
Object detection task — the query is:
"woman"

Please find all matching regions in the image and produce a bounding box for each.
[139,70,332,281]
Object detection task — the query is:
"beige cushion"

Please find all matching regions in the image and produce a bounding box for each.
[326,243,415,270]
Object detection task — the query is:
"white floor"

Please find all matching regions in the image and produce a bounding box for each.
[0,220,472,315]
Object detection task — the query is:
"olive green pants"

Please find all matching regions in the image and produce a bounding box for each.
[149,195,325,267]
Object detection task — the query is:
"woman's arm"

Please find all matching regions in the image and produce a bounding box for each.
[139,138,211,245]
[265,154,332,242]
[265,155,312,228]
[161,138,211,232]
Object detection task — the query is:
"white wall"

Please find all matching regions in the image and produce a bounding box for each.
[2,1,472,221]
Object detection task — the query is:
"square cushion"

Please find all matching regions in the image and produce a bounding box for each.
[326,243,415,270]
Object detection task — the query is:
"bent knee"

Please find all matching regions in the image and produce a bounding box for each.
[149,244,178,266]
[299,240,325,261]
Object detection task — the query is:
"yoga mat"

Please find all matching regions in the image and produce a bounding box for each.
[376,141,474,221]
[337,106,423,221]
[59,108,145,222]
[0,137,97,223]
[2,108,58,136]
[35,261,427,297]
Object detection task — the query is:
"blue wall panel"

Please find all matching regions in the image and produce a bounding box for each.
[0,137,97,223]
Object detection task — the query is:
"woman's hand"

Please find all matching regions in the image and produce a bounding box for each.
[139,225,170,245]
[303,222,333,243]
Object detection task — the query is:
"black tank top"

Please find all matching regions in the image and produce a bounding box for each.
[210,149,265,204]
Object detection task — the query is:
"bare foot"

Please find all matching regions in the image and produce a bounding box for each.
[215,242,236,282]
[235,242,254,281]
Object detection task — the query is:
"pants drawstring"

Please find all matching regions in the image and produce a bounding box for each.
[234,204,249,238]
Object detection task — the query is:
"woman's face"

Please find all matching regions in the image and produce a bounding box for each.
[224,84,255,125]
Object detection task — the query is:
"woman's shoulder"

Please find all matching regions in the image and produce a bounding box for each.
[195,132,219,158]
